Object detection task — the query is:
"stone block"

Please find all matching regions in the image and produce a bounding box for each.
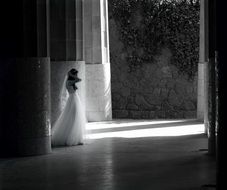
[111,81,123,90]
[156,111,166,118]
[184,111,196,118]
[175,81,186,95]
[161,66,172,78]
[149,111,156,118]
[165,111,176,118]
[135,94,156,110]
[166,81,175,89]
[141,111,151,119]
[172,69,179,79]
[161,101,174,111]
[129,111,142,119]
[121,87,131,97]
[168,89,182,107]
[172,111,184,119]
[112,93,126,110]
[160,88,169,99]
[153,88,161,96]
[183,100,196,110]
[113,110,129,118]
[144,94,162,105]
[126,104,139,111]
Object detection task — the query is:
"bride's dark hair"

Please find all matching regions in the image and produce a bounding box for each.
[69,68,78,75]
[68,68,78,79]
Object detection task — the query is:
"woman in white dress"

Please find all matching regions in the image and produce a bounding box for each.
[52,68,86,146]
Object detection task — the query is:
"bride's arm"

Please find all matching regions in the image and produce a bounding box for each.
[75,77,81,83]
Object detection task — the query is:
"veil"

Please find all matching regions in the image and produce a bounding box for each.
[52,75,69,139]
[60,75,69,113]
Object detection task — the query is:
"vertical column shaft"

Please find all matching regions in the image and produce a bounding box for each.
[197,0,208,122]
[216,1,227,188]
[84,0,112,121]
[207,0,216,156]
[50,0,84,61]
[0,0,51,156]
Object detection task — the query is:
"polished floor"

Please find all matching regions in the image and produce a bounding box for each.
[0,119,216,190]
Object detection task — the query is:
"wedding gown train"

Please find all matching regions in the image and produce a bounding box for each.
[51,91,86,146]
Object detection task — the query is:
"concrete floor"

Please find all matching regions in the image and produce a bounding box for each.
[0,120,216,190]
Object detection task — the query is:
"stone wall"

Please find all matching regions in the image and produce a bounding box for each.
[109,18,197,119]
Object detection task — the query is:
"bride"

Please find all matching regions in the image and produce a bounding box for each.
[52,68,86,146]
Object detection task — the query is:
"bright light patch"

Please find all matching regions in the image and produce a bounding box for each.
[86,120,205,139]
[86,119,190,130]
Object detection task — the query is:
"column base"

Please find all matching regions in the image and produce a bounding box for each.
[86,62,112,122]
[17,136,51,156]
[0,57,51,157]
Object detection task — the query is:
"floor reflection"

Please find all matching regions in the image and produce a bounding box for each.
[0,119,215,190]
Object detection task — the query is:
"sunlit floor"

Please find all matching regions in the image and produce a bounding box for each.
[86,119,205,139]
[0,119,216,190]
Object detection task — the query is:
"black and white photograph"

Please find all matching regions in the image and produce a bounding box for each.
[0,0,226,189]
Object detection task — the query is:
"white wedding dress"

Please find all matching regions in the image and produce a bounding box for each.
[51,77,86,146]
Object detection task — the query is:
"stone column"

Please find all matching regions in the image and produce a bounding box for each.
[50,0,86,125]
[84,0,112,121]
[207,0,216,156]
[216,1,226,188]
[0,0,51,156]
[197,0,208,124]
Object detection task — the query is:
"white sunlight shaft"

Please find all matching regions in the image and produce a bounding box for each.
[86,121,204,139]
[86,119,190,130]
